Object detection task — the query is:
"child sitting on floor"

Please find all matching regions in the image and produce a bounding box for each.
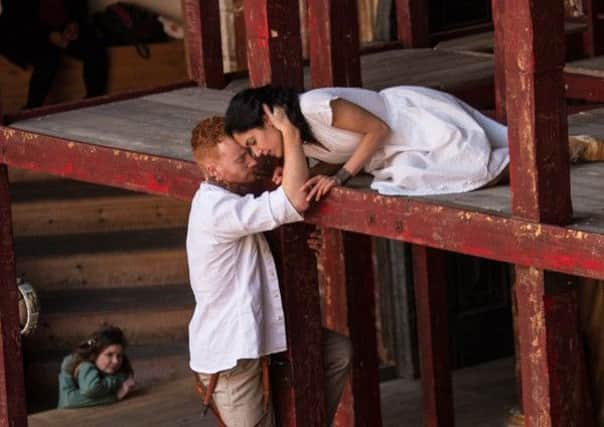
[58,325,136,409]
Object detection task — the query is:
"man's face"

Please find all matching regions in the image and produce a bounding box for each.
[210,137,259,185]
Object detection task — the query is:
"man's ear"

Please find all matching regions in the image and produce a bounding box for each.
[205,163,221,181]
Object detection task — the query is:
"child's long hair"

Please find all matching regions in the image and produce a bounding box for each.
[65,325,133,377]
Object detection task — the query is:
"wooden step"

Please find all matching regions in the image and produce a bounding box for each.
[15,229,188,290]
[24,285,193,351]
[12,193,189,236]
[25,343,191,413]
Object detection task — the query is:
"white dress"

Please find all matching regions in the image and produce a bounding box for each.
[299,86,509,196]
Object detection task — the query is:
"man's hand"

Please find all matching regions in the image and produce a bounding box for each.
[49,31,69,49]
[49,22,79,49]
[63,22,80,42]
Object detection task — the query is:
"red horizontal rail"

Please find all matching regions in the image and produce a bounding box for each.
[0,129,201,201]
[2,127,604,281]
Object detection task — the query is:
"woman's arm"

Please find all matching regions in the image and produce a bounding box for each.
[303,98,390,201]
[331,98,390,176]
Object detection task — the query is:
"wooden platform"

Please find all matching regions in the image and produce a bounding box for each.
[226,49,494,100]
[565,55,604,78]
[9,87,604,236]
[28,357,516,427]
[434,21,588,54]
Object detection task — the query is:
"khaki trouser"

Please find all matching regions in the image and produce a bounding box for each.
[197,329,353,427]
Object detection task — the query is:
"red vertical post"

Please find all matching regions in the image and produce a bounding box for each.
[0,98,28,426]
[394,0,431,48]
[243,3,323,425]
[491,0,507,123]
[505,0,593,425]
[582,0,604,57]
[269,224,326,427]
[307,0,362,88]
[181,0,225,88]
[319,230,383,426]
[504,0,571,224]
[242,0,304,89]
[411,246,454,427]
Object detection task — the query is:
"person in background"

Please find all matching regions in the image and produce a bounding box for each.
[0,0,108,109]
[58,325,136,409]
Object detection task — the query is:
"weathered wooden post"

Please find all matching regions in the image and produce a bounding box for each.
[242,0,304,90]
[504,0,593,424]
[306,2,383,425]
[181,0,225,88]
[241,1,326,425]
[0,94,28,426]
[492,0,507,123]
[394,0,431,48]
[583,0,604,57]
[411,246,454,426]
[307,0,362,88]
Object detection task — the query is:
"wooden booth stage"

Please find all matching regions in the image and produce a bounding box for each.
[2,0,604,426]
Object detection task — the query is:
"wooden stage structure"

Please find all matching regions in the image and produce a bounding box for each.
[2,0,604,426]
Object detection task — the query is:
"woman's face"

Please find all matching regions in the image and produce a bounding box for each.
[233,125,284,159]
[95,344,124,375]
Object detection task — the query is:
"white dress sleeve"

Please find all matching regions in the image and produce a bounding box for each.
[299,89,340,127]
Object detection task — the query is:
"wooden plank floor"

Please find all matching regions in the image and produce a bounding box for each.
[28,357,516,427]
[9,88,604,235]
[565,55,604,77]
[225,49,494,93]
[434,21,587,54]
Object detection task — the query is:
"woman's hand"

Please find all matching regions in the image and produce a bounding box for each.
[263,104,297,136]
[302,174,338,202]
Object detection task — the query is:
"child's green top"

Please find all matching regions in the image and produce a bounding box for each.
[57,355,127,409]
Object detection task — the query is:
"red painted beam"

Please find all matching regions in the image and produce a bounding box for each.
[3,128,604,281]
[307,0,362,88]
[242,0,304,90]
[268,224,326,427]
[181,0,225,88]
[394,0,430,48]
[491,0,507,123]
[0,96,27,427]
[565,72,604,102]
[0,130,202,201]
[504,0,571,224]
[412,246,454,427]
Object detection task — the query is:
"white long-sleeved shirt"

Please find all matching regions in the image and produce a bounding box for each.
[186,182,303,374]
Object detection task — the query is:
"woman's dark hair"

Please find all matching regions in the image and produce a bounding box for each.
[66,325,133,377]
[224,85,317,143]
